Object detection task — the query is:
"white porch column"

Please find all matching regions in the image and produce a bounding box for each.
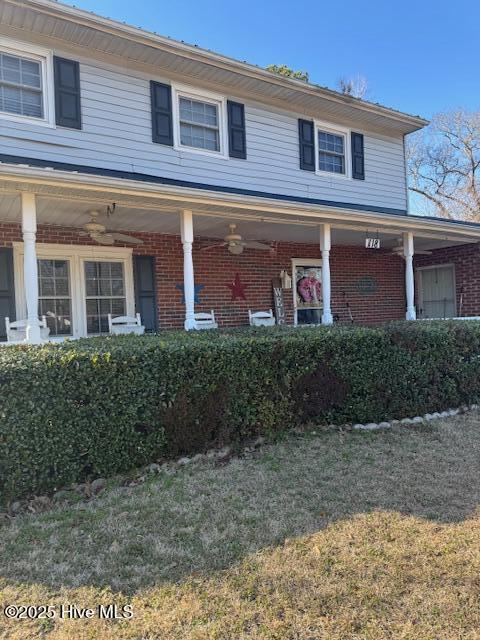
[21,192,42,343]
[403,231,416,320]
[319,223,333,325]
[180,209,196,330]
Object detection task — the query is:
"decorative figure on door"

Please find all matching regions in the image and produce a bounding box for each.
[226,273,247,301]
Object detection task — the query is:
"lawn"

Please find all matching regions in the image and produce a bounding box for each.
[1,413,480,638]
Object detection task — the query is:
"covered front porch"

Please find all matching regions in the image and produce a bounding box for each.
[1,172,480,343]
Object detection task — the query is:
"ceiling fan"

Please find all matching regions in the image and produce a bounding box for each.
[79,209,143,245]
[200,224,273,255]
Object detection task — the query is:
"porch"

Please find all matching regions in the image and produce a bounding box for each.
[1,180,480,343]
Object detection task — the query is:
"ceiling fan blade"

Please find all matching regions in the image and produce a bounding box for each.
[200,242,228,252]
[392,247,432,255]
[91,233,115,245]
[110,232,144,244]
[244,241,273,251]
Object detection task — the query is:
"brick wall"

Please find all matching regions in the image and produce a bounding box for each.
[415,243,480,317]
[0,222,407,328]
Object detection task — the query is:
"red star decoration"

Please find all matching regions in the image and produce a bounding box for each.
[226,273,247,301]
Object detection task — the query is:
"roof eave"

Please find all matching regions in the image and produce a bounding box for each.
[8,0,428,134]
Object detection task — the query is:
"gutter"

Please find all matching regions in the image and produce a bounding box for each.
[1,161,480,241]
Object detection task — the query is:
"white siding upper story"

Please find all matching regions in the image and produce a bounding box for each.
[0,36,408,214]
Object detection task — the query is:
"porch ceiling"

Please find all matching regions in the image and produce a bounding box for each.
[0,190,478,253]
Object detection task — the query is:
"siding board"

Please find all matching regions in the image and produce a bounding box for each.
[0,48,408,211]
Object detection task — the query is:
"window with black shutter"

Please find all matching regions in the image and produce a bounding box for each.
[53,56,82,129]
[351,132,365,180]
[298,119,315,171]
[227,100,246,159]
[150,81,173,146]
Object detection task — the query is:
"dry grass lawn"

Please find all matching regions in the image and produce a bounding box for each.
[1,413,480,638]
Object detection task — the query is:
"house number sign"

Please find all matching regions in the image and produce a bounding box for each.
[365,237,381,249]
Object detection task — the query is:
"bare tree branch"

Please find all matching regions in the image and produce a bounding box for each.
[407,109,480,221]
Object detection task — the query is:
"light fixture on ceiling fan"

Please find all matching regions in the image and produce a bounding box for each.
[200,224,272,255]
[78,209,143,245]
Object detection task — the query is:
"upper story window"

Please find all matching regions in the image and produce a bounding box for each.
[318,130,346,175]
[315,122,351,178]
[0,52,43,118]
[179,97,220,152]
[173,84,227,157]
[0,39,54,126]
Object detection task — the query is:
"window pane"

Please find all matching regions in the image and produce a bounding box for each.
[1,54,21,83]
[84,261,126,334]
[99,279,112,296]
[317,130,345,175]
[318,152,345,174]
[0,52,43,119]
[180,122,219,151]
[37,259,72,336]
[39,278,54,296]
[179,96,220,151]
[179,97,218,127]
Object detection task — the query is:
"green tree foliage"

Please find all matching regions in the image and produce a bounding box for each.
[266,64,309,82]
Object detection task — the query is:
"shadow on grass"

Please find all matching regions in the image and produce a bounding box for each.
[0,413,479,595]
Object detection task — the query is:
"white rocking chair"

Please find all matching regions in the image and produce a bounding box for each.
[193,310,218,330]
[108,313,145,335]
[5,316,50,342]
[248,309,276,327]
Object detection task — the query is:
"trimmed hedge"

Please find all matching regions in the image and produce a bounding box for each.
[2,321,480,501]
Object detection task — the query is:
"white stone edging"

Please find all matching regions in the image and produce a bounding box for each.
[352,404,479,431]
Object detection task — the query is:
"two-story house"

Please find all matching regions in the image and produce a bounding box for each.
[1,0,480,342]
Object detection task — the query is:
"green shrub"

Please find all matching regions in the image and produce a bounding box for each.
[2,320,480,501]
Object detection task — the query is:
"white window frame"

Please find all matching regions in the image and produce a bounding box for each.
[172,83,228,159]
[13,243,135,339]
[314,120,352,180]
[0,36,55,127]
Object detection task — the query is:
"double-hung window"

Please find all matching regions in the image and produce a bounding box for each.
[84,261,126,334]
[14,244,134,340]
[0,40,53,125]
[174,86,226,156]
[0,51,43,118]
[179,97,220,151]
[38,259,72,336]
[318,130,346,175]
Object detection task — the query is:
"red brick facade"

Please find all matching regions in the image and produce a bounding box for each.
[0,222,410,328]
[415,243,480,317]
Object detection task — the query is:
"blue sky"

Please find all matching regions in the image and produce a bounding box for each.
[65,0,477,119]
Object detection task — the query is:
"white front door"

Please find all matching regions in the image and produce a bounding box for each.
[418,265,456,319]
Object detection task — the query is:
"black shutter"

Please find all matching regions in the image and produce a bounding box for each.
[0,248,15,341]
[298,119,315,171]
[150,81,173,146]
[227,100,246,159]
[134,256,157,332]
[351,132,365,180]
[53,57,82,129]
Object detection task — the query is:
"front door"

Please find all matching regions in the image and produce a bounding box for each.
[293,260,323,325]
[418,265,456,319]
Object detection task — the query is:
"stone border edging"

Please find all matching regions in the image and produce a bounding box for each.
[352,404,479,431]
